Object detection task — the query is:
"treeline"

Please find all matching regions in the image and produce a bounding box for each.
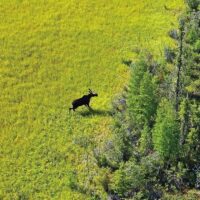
[94,1,200,199]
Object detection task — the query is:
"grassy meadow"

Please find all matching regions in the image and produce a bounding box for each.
[0,0,184,199]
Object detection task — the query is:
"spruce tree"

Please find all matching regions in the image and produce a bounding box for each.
[152,99,180,160]
[139,72,157,124]
[128,60,157,129]
[184,102,200,164]
[139,123,152,155]
[179,98,190,146]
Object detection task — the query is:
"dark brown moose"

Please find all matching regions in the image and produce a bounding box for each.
[69,89,98,111]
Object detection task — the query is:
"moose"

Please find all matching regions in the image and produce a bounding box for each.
[69,89,98,111]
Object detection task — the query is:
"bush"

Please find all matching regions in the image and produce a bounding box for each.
[194,40,200,53]
[164,47,176,63]
[186,28,199,44]
[168,29,179,40]
[186,0,200,11]
[109,160,145,198]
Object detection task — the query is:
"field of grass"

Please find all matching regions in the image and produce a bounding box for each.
[0,0,184,199]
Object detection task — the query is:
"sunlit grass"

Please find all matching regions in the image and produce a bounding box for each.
[0,0,184,199]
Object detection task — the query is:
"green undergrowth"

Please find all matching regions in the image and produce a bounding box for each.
[0,0,184,199]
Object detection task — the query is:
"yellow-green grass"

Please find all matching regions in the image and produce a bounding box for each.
[0,0,184,199]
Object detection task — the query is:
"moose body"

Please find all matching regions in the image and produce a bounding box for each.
[69,89,98,111]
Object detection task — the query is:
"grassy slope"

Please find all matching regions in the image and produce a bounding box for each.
[0,0,184,199]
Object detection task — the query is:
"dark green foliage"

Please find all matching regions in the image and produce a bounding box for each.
[183,11,200,98]
[186,0,200,11]
[179,98,190,146]
[175,17,185,112]
[184,102,200,164]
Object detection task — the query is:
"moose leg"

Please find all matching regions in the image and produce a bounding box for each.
[85,104,89,109]
[86,104,93,111]
[69,106,76,112]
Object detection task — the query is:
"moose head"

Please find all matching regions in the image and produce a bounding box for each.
[88,88,98,97]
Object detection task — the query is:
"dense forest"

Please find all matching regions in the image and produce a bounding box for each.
[93,1,200,199]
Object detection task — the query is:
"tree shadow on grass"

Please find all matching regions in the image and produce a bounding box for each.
[79,109,112,117]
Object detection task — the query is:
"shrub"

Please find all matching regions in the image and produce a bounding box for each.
[194,40,200,53]
[168,29,179,40]
[186,0,200,11]
[164,47,176,63]
[152,99,180,161]
[109,160,145,197]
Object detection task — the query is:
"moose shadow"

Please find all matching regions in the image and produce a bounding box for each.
[79,109,112,117]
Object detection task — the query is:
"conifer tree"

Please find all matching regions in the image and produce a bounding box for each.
[184,102,200,164]
[139,72,157,124]
[179,98,190,146]
[128,60,157,129]
[152,99,180,160]
[139,123,152,155]
[128,60,147,108]
[179,4,200,164]
[175,18,185,112]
